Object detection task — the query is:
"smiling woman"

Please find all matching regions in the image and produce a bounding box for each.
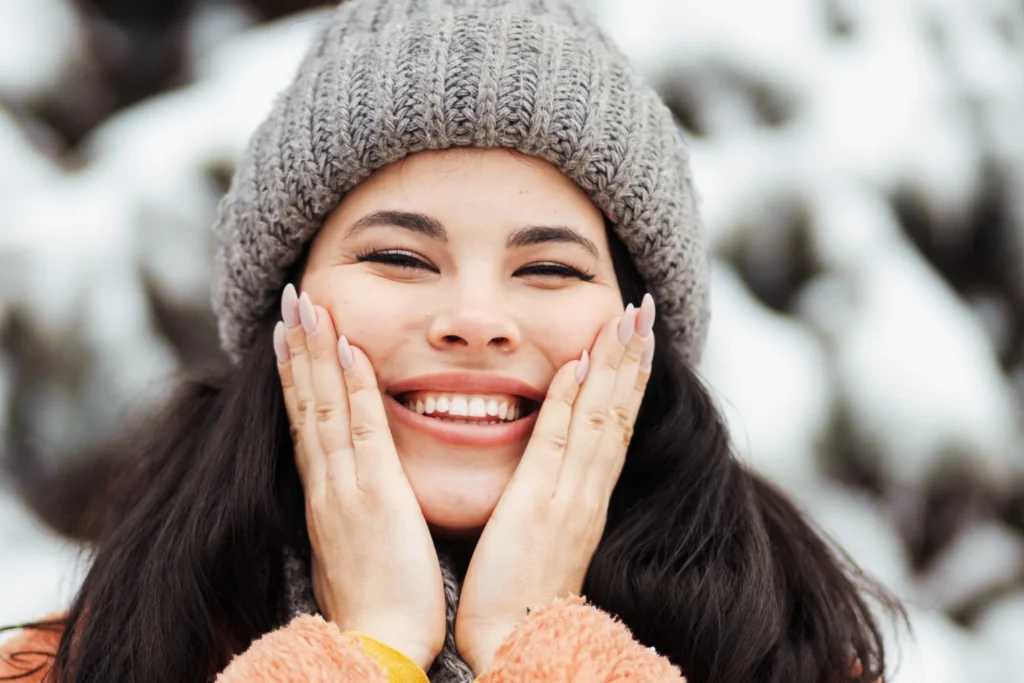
[1,1,901,682]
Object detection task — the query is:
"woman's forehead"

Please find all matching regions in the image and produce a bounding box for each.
[321,148,608,242]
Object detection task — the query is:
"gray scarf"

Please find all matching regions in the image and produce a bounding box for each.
[280,542,476,682]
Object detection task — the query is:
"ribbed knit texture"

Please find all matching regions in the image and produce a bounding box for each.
[212,0,709,366]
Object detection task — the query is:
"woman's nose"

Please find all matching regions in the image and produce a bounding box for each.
[427,303,521,353]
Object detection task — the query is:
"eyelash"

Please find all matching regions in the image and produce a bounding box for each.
[355,248,596,282]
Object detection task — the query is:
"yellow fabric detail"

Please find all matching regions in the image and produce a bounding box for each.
[346,632,430,683]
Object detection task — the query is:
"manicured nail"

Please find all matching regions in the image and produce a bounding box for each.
[273,321,290,364]
[337,335,354,370]
[574,349,590,385]
[298,292,318,333]
[640,334,654,370]
[617,304,636,346]
[282,284,300,328]
[636,293,655,338]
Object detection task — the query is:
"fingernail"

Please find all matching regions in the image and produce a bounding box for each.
[574,349,590,385]
[337,335,354,370]
[282,284,300,328]
[617,304,636,346]
[636,293,655,338]
[273,321,290,364]
[640,334,654,370]
[299,292,318,333]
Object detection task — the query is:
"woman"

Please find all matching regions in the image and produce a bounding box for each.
[0,0,901,681]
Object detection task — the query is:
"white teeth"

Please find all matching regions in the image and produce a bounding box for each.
[400,393,528,424]
[449,396,468,416]
[469,397,487,417]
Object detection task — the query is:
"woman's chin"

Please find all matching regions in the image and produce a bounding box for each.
[403,463,513,533]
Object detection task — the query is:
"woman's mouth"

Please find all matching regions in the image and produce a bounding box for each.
[383,390,541,447]
[396,391,537,423]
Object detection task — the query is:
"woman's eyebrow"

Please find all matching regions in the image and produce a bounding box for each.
[507,225,599,258]
[345,210,599,258]
[347,210,447,241]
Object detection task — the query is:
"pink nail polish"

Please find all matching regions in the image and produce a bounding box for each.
[273,321,290,364]
[575,349,590,385]
[282,284,300,328]
[617,304,636,346]
[640,334,654,370]
[298,292,318,333]
[636,293,655,338]
[337,335,354,370]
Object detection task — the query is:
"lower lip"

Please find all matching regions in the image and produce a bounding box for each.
[384,393,539,447]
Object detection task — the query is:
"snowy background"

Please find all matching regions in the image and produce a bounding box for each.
[1,0,1023,680]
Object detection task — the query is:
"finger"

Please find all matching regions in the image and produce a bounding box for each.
[554,305,636,495]
[274,321,312,487]
[282,285,326,483]
[627,334,655,427]
[588,316,654,497]
[511,354,585,497]
[339,340,405,489]
[299,296,356,483]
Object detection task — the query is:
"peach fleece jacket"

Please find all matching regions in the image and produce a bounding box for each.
[0,596,685,682]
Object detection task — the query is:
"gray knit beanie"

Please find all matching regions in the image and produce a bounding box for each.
[212,0,709,366]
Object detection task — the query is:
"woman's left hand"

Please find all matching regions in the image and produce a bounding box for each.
[454,294,656,676]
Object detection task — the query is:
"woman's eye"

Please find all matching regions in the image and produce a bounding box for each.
[356,249,435,271]
[516,263,596,282]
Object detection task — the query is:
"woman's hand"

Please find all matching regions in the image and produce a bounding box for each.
[275,284,447,672]
[454,294,656,675]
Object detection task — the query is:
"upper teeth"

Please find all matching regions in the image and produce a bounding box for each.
[400,393,523,421]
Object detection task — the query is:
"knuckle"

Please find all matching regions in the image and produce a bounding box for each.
[544,431,568,452]
[315,403,342,423]
[584,408,609,431]
[556,388,576,409]
[623,341,645,363]
[597,350,621,371]
[620,422,635,446]
[611,405,631,429]
[297,399,314,417]
[349,421,377,443]
[308,338,333,361]
[289,425,302,446]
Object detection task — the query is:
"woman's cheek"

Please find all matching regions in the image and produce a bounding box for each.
[526,303,611,363]
[318,280,422,349]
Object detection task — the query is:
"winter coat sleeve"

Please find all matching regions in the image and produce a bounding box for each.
[215,614,427,683]
[478,595,685,682]
[0,617,63,683]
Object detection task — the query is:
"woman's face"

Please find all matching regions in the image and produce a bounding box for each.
[300,148,623,533]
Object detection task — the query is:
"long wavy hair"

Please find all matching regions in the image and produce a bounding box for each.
[2,225,903,683]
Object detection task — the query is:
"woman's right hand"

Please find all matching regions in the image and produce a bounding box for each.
[274,284,447,672]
